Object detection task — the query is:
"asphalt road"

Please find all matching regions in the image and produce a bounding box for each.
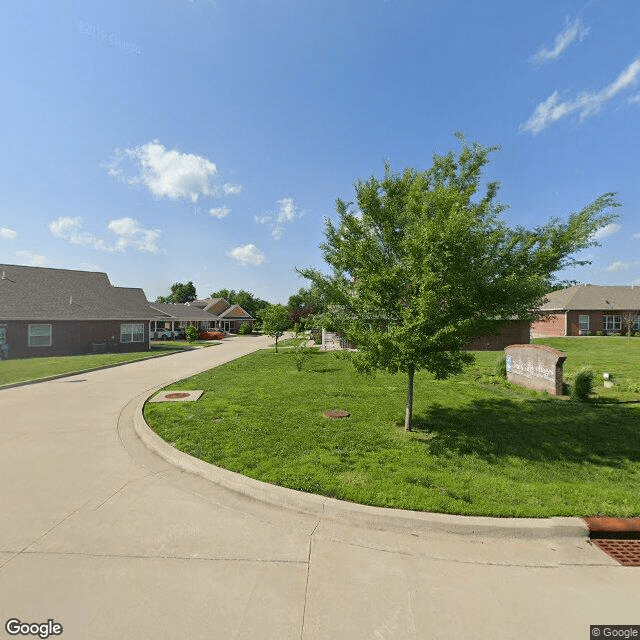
[1,336,638,639]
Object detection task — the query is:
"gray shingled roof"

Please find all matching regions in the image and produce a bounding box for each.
[190,297,226,309]
[540,285,640,311]
[0,264,152,321]
[149,302,217,321]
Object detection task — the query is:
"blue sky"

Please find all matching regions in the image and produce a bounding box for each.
[1,0,639,303]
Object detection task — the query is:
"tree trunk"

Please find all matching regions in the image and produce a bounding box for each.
[405,364,415,431]
[275,335,279,353]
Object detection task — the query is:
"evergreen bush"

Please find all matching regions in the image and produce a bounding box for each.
[571,366,595,402]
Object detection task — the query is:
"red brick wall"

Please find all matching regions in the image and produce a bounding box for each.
[566,310,633,335]
[466,320,531,351]
[2,320,149,359]
[530,313,565,337]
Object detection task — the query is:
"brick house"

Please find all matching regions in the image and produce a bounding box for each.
[149,302,218,336]
[186,298,255,333]
[0,264,152,360]
[531,285,640,337]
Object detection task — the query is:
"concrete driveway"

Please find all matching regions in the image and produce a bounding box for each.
[1,336,638,639]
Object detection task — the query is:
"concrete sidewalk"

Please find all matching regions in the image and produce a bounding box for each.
[1,337,638,639]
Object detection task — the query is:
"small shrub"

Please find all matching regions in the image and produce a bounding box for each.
[237,322,252,335]
[609,332,621,337]
[185,326,199,343]
[595,331,604,336]
[571,365,595,402]
[494,353,507,378]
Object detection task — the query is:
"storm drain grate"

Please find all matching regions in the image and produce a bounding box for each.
[590,540,640,567]
[584,517,640,567]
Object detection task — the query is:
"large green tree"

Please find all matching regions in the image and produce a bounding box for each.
[156,281,197,304]
[287,284,327,325]
[209,288,270,318]
[298,136,619,430]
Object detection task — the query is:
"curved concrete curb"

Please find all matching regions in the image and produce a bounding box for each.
[134,394,588,540]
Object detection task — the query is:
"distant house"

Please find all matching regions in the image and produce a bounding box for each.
[0,264,152,360]
[321,319,530,352]
[187,298,255,333]
[149,302,217,335]
[147,298,255,335]
[531,285,640,337]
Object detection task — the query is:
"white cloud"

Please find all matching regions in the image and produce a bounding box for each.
[606,260,639,272]
[0,227,17,240]
[107,141,243,204]
[49,216,160,254]
[530,16,589,64]
[209,206,230,219]
[521,57,640,134]
[255,197,302,239]
[223,183,242,195]
[633,233,640,240]
[630,94,640,105]
[49,216,98,246]
[107,218,161,253]
[227,243,265,266]
[15,250,46,266]
[593,223,622,240]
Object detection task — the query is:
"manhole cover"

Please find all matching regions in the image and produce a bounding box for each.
[590,540,640,567]
[149,390,204,403]
[323,410,350,419]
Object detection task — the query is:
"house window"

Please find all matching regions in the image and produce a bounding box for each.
[579,315,589,331]
[603,315,621,332]
[120,323,145,343]
[28,324,52,347]
[632,315,640,331]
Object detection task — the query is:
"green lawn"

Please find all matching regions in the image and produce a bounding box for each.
[0,344,190,387]
[533,336,640,397]
[144,341,640,518]
[270,336,309,348]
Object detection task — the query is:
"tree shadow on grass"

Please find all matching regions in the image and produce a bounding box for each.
[412,397,640,468]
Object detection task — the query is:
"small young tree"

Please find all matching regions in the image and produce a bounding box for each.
[298,135,619,430]
[621,310,639,339]
[292,342,313,371]
[260,304,291,352]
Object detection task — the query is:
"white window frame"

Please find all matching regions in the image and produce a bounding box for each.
[579,315,590,331]
[120,323,145,343]
[632,315,640,331]
[28,324,52,347]
[603,315,621,332]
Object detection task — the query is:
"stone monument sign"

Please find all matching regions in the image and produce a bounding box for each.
[504,344,566,395]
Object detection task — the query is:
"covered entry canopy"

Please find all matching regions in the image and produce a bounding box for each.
[148,302,215,335]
